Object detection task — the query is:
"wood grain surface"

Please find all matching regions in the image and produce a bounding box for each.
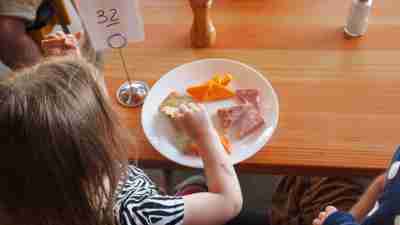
[104,0,400,176]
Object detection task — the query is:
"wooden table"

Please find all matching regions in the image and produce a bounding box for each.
[104,0,400,177]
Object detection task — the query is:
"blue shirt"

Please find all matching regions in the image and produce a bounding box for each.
[324,146,400,225]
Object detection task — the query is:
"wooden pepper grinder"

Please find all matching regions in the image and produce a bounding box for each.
[189,0,216,48]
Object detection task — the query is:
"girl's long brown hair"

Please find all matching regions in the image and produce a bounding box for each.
[0,57,130,225]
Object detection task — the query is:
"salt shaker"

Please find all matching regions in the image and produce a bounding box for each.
[344,0,373,37]
[189,0,216,48]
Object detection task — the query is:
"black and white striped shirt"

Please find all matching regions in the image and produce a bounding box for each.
[114,166,184,225]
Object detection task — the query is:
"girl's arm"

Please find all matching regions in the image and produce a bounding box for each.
[177,103,243,225]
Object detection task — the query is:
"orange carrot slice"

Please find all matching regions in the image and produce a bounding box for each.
[220,74,233,86]
[187,84,209,101]
[219,134,231,154]
[212,74,233,86]
[203,81,235,101]
[187,143,200,156]
[186,74,235,102]
[212,74,223,85]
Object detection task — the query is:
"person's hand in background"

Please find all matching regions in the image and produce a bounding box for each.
[41,31,82,57]
[313,206,338,225]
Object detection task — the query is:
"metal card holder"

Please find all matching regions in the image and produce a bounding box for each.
[110,33,149,108]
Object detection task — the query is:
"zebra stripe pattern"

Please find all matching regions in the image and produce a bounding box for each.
[114,166,184,225]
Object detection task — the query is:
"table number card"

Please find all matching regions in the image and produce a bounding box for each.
[75,0,145,51]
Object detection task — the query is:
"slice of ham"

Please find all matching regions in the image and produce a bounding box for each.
[236,89,261,110]
[217,105,246,129]
[237,104,265,138]
[217,89,265,139]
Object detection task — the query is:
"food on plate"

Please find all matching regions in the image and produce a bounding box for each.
[219,134,231,153]
[218,103,265,139]
[217,105,246,130]
[159,92,198,155]
[212,73,233,86]
[186,74,235,102]
[236,89,261,109]
[160,92,231,155]
[217,88,265,139]
[236,104,265,138]
[186,83,209,101]
[159,92,194,118]
[204,80,235,101]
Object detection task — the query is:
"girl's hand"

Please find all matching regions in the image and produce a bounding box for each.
[41,31,82,57]
[176,103,219,149]
[313,206,338,225]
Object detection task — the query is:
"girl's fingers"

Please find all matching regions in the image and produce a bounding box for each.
[188,102,200,112]
[197,103,206,111]
[174,112,184,120]
[178,104,191,114]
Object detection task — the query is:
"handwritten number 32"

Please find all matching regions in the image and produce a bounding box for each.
[97,9,119,24]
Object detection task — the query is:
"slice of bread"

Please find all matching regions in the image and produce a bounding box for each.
[160,92,194,118]
[159,92,198,155]
[159,92,231,155]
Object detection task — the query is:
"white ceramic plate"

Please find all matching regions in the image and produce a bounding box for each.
[141,59,279,168]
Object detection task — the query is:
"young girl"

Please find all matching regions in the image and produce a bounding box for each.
[0,50,242,225]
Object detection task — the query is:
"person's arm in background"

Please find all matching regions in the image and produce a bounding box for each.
[313,206,358,225]
[0,16,42,69]
[41,32,81,57]
[313,174,386,225]
[177,103,243,225]
[349,174,385,223]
